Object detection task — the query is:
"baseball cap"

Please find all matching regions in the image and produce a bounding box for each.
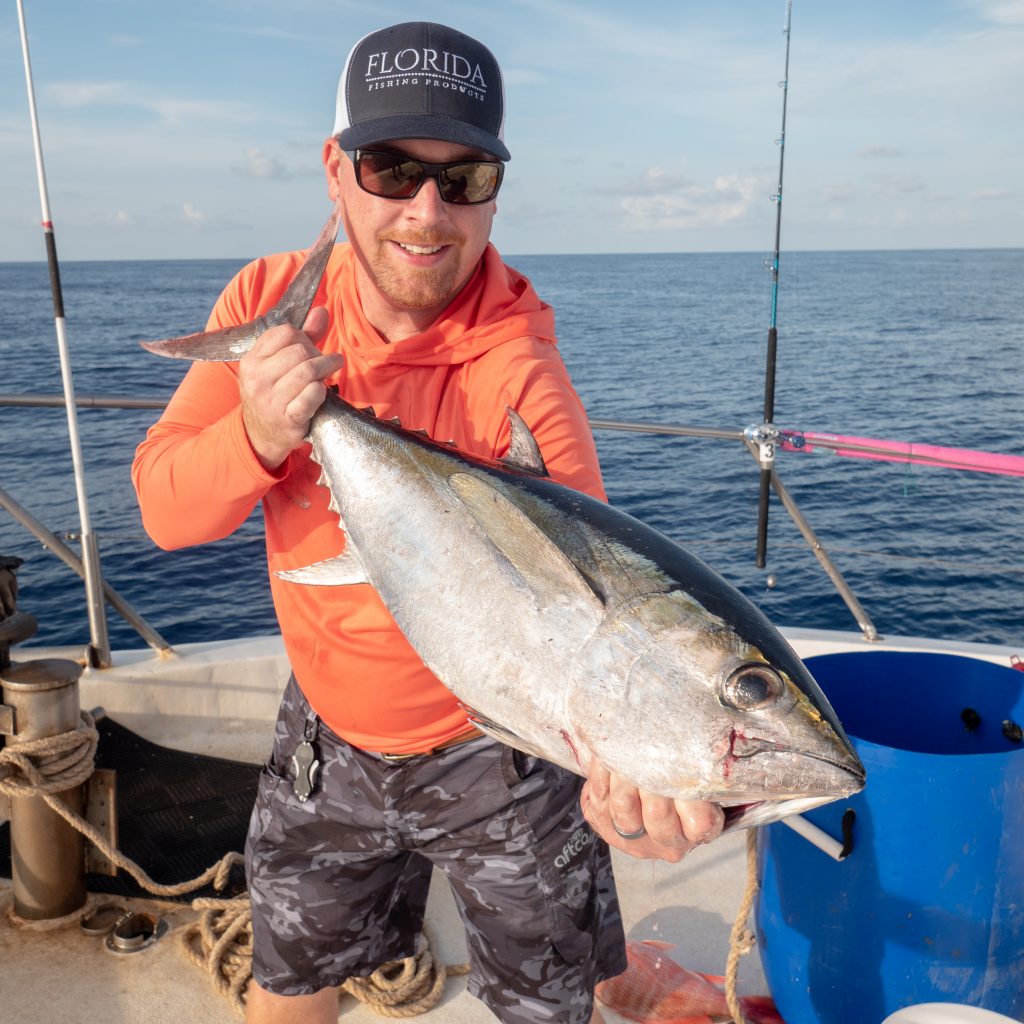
[332,22,510,161]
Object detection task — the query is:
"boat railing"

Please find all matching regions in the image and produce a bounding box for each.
[0,392,882,660]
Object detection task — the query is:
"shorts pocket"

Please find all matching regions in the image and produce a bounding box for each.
[246,762,287,863]
[499,745,596,965]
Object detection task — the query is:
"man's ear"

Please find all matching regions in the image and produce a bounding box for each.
[323,138,345,202]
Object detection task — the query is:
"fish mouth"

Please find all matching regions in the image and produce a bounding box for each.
[716,740,865,832]
[723,802,764,829]
[727,730,866,790]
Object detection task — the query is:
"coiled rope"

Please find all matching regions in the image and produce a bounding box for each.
[0,710,244,900]
[340,932,470,1017]
[0,712,469,1016]
[181,899,468,1018]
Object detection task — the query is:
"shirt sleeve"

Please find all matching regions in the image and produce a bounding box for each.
[131,264,287,550]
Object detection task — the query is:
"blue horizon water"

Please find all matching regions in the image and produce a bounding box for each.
[0,248,1021,651]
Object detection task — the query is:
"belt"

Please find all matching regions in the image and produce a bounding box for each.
[378,725,484,762]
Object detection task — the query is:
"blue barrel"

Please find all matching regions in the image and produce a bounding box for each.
[755,651,1024,1024]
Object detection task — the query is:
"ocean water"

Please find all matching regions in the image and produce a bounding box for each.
[0,248,1021,652]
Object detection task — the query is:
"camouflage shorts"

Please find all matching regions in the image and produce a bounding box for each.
[245,676,627,1023]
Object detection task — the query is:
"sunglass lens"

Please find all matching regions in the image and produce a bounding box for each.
[439,163,501,204]
[357,152,422,199]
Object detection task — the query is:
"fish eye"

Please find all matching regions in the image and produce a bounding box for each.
[721,664,785,711]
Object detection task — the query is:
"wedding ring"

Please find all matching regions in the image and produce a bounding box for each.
[612,821,647,841]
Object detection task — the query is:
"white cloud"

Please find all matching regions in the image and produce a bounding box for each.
[621,174,759,230]
[45,80,250,126]
[963,0,1024,24]
[972,188,1012,200]
[859,145,904,159]
[182,202,206,224]
[233,147,290,180]
[869,174,927,196]
[47,82,126,109]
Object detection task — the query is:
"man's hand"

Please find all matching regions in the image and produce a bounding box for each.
[238,306,344,470]
[581,761,724,863]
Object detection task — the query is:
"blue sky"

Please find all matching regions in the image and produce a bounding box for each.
[2,0,1022,261]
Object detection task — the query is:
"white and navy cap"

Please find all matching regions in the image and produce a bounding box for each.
[332,22,509,162]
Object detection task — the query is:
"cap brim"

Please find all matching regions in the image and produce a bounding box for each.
[337,115,510,162]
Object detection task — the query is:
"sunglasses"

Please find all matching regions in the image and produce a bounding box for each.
[349,149,504,205]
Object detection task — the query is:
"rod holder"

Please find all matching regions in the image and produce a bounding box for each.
[1,657,88,920]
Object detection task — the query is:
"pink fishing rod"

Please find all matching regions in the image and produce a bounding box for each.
[778,430,1024,478]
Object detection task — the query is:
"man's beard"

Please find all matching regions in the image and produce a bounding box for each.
[370,230,467,312]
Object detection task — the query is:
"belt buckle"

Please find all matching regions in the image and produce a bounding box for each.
[379,750,418,763]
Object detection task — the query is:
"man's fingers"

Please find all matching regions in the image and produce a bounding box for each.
[587,761,610,801]
[284,379,334,429]
[674,799,726,845]
[303,305,330,344]
[639,793,687,849]
[607,772,645,838]
[582,762,726,864]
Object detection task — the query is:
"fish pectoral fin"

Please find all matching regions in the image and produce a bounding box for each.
[140,201,342,362]
[459,704,550,759]
[275,546,368,587]
[501,407,549,476]
[448,472,603,611]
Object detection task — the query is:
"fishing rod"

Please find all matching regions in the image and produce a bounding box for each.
[753,0,793,569]
[15,0,111,667]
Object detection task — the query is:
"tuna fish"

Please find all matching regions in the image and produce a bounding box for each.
[141,202,865,830]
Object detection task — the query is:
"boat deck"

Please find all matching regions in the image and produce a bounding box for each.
[4,627,1021,1022]
[1,831,764,1022]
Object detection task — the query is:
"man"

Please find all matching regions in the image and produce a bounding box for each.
[133,22,722,1024]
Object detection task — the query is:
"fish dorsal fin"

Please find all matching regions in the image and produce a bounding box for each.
[275,545,368,587]
[448,472,601,611]
[501,407,549,476]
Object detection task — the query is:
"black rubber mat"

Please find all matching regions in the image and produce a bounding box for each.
[0,715,260,901]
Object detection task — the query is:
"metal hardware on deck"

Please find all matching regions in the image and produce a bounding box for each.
[79,902,126,937]
[84,767,119,876]
[768,469,881,641]
[1,656,88,920]
[105,911,167,955]
[0,484,172,656]
[745,424,780,471]
[0,392,167,409]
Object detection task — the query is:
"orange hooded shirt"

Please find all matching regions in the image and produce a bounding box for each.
[133,240,605,753]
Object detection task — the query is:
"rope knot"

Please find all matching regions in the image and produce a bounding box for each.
[0,709,97,797]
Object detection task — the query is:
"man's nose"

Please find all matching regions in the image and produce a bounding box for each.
[405,176,448,218]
